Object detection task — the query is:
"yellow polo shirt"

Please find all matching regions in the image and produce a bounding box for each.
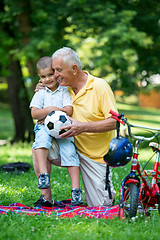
[68,72,117,163]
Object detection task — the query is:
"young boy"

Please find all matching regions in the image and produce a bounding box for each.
[30,56,83,206]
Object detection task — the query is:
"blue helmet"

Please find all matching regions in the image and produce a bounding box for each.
[104,137,133,167]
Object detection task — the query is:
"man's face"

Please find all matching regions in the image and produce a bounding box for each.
[38,67,58,91]
[52,56,74,87]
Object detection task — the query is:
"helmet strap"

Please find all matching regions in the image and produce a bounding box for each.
[105,165,112,199]
[116,121,120,138]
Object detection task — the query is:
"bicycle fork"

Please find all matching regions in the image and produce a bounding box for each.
[120,140,141,203]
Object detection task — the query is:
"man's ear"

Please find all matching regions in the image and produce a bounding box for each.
[72,64,78,74]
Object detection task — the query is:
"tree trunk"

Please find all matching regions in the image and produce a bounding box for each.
[6,54,34,143]
[1,0,34,143]
[16,1,38,91]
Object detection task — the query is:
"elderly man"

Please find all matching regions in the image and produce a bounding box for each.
[33,47,117,207]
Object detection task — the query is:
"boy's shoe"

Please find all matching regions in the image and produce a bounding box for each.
[71,188,83,205]
[38,173,50,189]
[34,195,66,208]
[34,195,53,207]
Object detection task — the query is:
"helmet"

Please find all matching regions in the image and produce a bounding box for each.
[104,137,133,167]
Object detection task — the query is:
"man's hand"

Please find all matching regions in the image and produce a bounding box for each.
[59,117,84,138]
[35,82,45,92]
[59,116,117,138]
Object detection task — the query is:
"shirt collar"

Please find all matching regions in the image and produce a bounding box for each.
[83,71,94,90]
[68,71,94,94]
[45,84,61,93]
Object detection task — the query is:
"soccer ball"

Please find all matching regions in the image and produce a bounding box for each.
[44,110,71,138]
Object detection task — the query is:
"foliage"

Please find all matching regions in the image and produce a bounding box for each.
[0,0,70,80]
[0,0,160,92]
[1,0,160,142]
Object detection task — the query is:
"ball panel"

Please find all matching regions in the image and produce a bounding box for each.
[59,115,67,123]
[47,122,54,130]
[44,110,71,139]
[48,110,55,116]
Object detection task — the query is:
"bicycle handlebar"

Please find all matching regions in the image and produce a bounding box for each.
[109,110,126,125]
[109,110,160,142]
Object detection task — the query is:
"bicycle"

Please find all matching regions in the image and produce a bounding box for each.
[109,110,160,220]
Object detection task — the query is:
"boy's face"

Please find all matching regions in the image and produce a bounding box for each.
[38,67,58,91]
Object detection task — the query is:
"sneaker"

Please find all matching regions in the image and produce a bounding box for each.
[38,173,50,189]
[34,195,66,208]
[71,188,83,205]
[34,195,53,207]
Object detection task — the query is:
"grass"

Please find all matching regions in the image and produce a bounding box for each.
[0,101,160,240]
[0,103,14,140]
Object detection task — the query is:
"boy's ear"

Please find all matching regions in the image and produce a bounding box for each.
[72,64,78,74]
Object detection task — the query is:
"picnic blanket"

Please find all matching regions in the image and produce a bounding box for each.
[0,200,119,219]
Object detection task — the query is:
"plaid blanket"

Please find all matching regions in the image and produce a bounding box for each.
[0,200,119,219]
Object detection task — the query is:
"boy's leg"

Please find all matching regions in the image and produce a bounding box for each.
[32,148,52,203]
[32,147,62,206]
[33,124,53,189]
[56,138,83,205]
[34,148,49,173]
[33,124,52,173]
[56,138,80,185]
[67,166,83,205]
[67,166,80,188]
[34,148,50,189]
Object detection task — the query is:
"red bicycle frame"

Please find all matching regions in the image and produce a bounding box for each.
[109,109,160,214]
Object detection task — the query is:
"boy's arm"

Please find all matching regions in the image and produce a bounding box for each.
[31,106,63,120]
[62,106,73,117]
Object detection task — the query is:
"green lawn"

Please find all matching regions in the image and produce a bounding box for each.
[0,102,160,240]
[0,103,14,140]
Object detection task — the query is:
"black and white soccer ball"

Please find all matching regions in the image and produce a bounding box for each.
[44,110,71,138]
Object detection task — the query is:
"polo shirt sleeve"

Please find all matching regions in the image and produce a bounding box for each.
[62,88,73,107]
[29,90,44,109]
[99,83,117,118]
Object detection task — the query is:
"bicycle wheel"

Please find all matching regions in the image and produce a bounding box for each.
[119,182,139,220]
[157,182,160,214]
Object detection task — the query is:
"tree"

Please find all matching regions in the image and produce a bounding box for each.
[0,0,70,142]
[1,0,160,142]
[63,0,155,93]
[0,0,35,142]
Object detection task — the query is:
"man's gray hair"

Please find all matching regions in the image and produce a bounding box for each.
[52,47,82,69]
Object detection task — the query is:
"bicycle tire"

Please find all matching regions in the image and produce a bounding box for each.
[157,182,160,215]
[119,182,139,220]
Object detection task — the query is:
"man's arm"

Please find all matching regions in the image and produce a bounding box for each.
[59,117,117,138]
[34,82,45,92]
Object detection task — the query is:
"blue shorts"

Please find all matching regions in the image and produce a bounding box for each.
[33,124,79,167]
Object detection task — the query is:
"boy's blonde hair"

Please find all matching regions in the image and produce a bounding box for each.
[37,56,52,73]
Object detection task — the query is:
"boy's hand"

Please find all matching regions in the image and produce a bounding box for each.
[37,118,45,124]
[46,106,63,113]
